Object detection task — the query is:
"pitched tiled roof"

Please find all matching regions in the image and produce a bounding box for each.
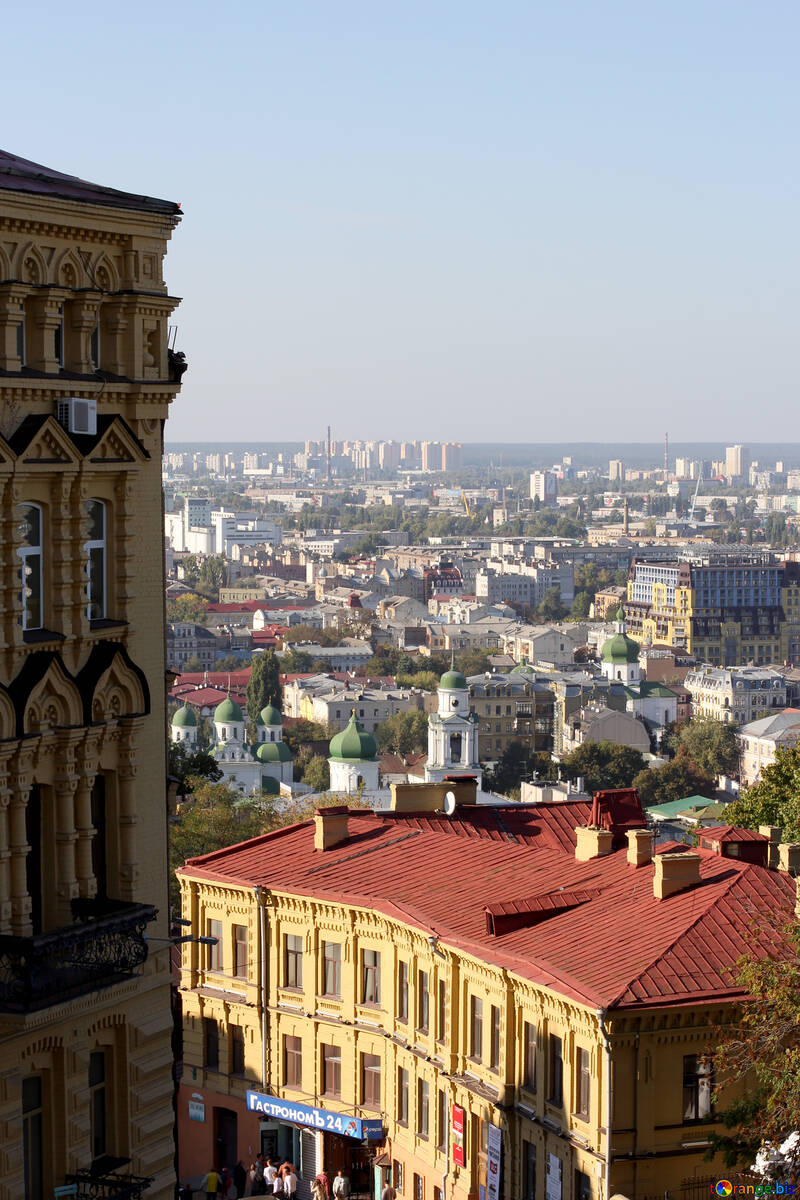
[179,801,796,1011]
[699,825,769,843]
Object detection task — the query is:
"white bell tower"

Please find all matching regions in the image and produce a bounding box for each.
[424,660,482,787]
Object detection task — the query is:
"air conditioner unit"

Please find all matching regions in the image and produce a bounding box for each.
[56,397,97,436]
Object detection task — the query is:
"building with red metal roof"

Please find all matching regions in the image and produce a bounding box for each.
[176,782,797,1200]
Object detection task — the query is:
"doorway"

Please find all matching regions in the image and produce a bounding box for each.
[214,1107,237,1170]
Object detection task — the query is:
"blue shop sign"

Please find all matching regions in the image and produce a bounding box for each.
[246,1091,383,1141]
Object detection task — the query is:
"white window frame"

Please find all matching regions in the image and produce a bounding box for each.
[84,500,107,620]
[17,503,43,631]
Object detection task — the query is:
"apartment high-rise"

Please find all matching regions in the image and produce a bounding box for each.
[725,444,750,481]
[0,149,185,1198]
[421,440,441,471]
[529,469,558,505]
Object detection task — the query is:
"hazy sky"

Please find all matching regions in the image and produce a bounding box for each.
[7,2,798,442]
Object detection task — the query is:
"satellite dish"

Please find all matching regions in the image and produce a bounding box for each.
[443,790,456,817]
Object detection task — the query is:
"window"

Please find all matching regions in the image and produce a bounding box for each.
[437,978,447,1042]
[575,1170,592,1200]
[323,942,342,997]
[233,925,248,978]
[23,1076,44,1200]
[204,1017,219,1070]
[89,1050,107,1160]
[549,1034,563,1106]
[490,1005,501,1071]
[362,1053,381,1109]
[418,970,429,1032]
[398,960,409,1022]
[231,1025,245,1076]
[90,775,108,900]
[284,1035,302,1087]
[284,933,303,988]
[575,1047,590,1118]
[437,1089,448,1151]
[414,1174,424,1200]
[417,1079,430,1138]
[398,1067,409,1124]
[522,1141,536,1200]
[683,1054,713,1121]
[84,500,106,619]
[17,504,43,631]
[91,320,101,371]
[207,920,222,971]
[470,995,483,1060]
[393,1161,404,1193]
[363,949,381,1005]
[322,1043,341,1097]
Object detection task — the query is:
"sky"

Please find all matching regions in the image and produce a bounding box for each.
[6,1,799,443]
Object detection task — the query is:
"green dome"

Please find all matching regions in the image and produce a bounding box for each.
[214,696,244,723]
[256,740,292,763]
[615,605,626,622]
[261,774,280,795]
[511,662,534,675]
[440,669,468,690]
[258,703,282,727]
[172,704,197,728]
[329,713,378,762]
[601,632,640,664]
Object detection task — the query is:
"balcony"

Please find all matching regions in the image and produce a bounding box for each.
[0,898,156,1013]
[65,1155,153,1199]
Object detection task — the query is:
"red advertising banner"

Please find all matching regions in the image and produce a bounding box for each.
[451,1103,465,1167]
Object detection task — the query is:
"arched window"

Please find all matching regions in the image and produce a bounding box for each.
[17,504,43,631]
[84,500,106,620]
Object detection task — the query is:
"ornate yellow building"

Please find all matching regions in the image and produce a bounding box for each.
[0,149,184,1199]
[176,783,794,1200]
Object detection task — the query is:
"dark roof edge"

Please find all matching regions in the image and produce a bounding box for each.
[0,150,181,216]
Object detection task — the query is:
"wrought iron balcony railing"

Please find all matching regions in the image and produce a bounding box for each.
[64,1155,153,1199]
[0,898,156,1013]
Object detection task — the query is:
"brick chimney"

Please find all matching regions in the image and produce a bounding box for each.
[777,842,800,875]
[653,852,701,899]
[759,825,782,869]
[575,826,613,862]
[314,806,351,851]
[626,828,654,868]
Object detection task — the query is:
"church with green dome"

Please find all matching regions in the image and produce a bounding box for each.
[423,661,482,788]
[327,712,380,794]
[170,693,294,795]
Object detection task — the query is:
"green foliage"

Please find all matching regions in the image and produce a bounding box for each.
[282,649,314,673]
[725,742,800,840]
[569,590,592,619]
[166,593,209,624]
[282,718,329,755]
[246,650,283,725]
[536,586,568,622]
[168,742,223,791]
[181,655,203,672]
[397,670,439,692]
[667,717,740,778]
[560,741,647,794]
[301,755,331,792]
[455,648,492,677]
[376,710,429,756]
[214,654,242,671]
[484,742,549,795]
[708,921,800,1165]
[631,748,715,808]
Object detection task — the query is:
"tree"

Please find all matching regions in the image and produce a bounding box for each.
[166,593,209,624]
[454,648,492,677]
[397,670,439,692]
[246,650,282,725]
[537,586,568,622]
[181,655,203,673]
[631,748,715,808]
[484,742,541,795]
[569,591,592,620]
[214,654,242,671]
[168,742,223,791]
[706,920,800,1169]
[725,744,800,841]
[668,717,740,778]
[169,778,278,908]
[560,741,647,794]
[282,649,314,673]
[376,710,429,756]
[283,718,329,755]
[302,755,330,792]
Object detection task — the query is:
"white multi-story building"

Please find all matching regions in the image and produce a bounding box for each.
[737,710,800,785]
[530,470,558,505]
[685,666,788,725]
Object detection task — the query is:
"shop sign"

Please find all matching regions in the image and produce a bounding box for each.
[486,1124,501,1200]
[451,1104,466,1167]
[246,1091,382,1140]
[189,1099,205,1122]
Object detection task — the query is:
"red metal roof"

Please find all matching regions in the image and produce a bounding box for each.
[699,826,769,843]
[179,801,796,1011]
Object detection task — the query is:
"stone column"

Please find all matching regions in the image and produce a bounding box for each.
[100,299,130,376]
[0,284,27,371]
[8,749,35,935]
[0,748,14,933]
[65,293,101,374]
[52,732,82,925]
[75,733,101,899]
[26,290,67,373]
[117,723,143,901]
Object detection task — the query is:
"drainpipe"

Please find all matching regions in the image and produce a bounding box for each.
[256,887,269,1088]
[597,1009,612,1200]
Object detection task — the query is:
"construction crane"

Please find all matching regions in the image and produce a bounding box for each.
[461,490,473,518]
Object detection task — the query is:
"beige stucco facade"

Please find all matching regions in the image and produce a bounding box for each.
[0,157,183,1199]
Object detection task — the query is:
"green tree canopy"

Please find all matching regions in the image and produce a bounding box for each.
[631,748,715,809]
[560,741,647,795]
[725,743,800,841]
[376,710,429,756]
[536,586,569,622]
[302,755,331,792]
[168,742,223,792]
[281,649,314,673]
[667,717,740,778]
[246,650,282,724]
[282,718,330,755]
[166,593,209,624]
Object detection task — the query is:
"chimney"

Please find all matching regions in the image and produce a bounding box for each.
[762,820,786,868]
[575,826,613,862]
[626,828,654,868]
[777,842,800,876]
[313,806,350,851]
[653,852,702,900]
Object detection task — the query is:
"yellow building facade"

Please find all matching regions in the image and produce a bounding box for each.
[0,150,184,1199]
[176,784,783,1200]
